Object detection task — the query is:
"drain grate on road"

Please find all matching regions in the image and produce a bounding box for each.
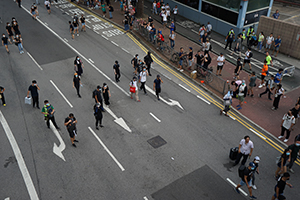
[147,135,167,149]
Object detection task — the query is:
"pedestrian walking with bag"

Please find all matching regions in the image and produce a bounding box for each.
[113,60,121,82]
[275,149,291,180]
[271,173,292,200]
[64,113,78,147]
[94,103,103,130]
[0,86,6,107]
[74,56,84,77]
[139,66,148,95]
[220,91,232,117]
[259,75,274,100]
[235,162,257,199]
[102,83,111,106]
[287,140,300,174]
[41,100,60,130]
[153,75,163,100]
[278,111,295,143]
[272,84,284,110]
[130,77,140,102]
[236,80,247,110]
[144,52,153,76]
[234,135,254,166]
[73,72,82,98]
[27,80,40,109]
[251,156,260,190]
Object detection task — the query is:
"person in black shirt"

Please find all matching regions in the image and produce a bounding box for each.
[27,80,40,109]
[69,21,74,40]
[271,172,292,200]
[225,28,235,50]
[102,83,111,105]
[188,47,193,70]
[108,4,114,19]
[2,34,12,54]
[144,51,153,76]
[6,22,14,40]
[235,162,257,199]
[153,75,163,100]
[195,51,204,67]
[80,14,86,32]
[94,86,104,111]
[72,18,79,36]
[12,21,21,37]
[64,113,78,147]
[290,104,300,119]
[234,57,242,79]
[73,73,81,98]
[74,56,84,76]
[0,86,6,106]
[123,15,129,32]
[113,60,121,82]
[94,103,103,130]
[131,54,139,75]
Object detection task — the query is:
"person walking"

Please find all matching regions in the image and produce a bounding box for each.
[69,21,75,40]
[44,0,51,14]
[198,24,206,42]
[41,100,60,129]
[251,156,260,190]
[153,75,163,100]
[129,77,140,102]
[131,54,139,75]
[72,18,79,37]
[178,47,185,72]
[234,57,242,79]
[224,28,235,50]
[2,33,12,54]
[94,103,103,130]
[278,111,295,143]
[243,48,253,71]
[286,140,300,174]
[231,34,242,57]
[74,56,84,77]
[0,86,6,107]
[73,72,81,98]
[6,22,14,41]
[139,66,148,95]
[235,162,257,199]
[259,75,275,100]
[14,34,24,54]
[265,52,273,72]
[27,80,40,109]
[234,135,254,166]
[30,4,37,20]
[12,20,21,37]
[173,5,178,21]
[256,32,264,51]
[169,30,176,49]
[220,90,232,117]
[101,3,106,17]
[144,52,153,76]
[113,60,121,82]
[64,113,78,147]
[274,68,283,85]
[258,60,268,88]
[236,80,247,110]
[102,83,111,106]
[93,85,105,111]
[275,149,291,180]
[216,53,225,76]
[80,14,86,32]
[246,26,254,47]
[272,84,284,110]
[247,72,257,97]
[108,4,114,19]
[271,173,292,200]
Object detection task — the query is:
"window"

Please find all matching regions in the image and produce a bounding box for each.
[244,8,269,25]
[247,0,270,12]
[204,0,240,12]
[174,0,199,10]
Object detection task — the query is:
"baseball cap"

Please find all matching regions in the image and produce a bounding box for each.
[249,162,255,167]
[157,74,160,78]
[97,85,101,89]
[254,156,260,161]
[189,47,192,50]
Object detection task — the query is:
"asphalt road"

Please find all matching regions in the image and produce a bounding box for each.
[0,0,299,199]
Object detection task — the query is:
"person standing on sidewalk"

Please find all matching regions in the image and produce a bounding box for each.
[234,57,242,79]
[258,60,268,88]
[235,162,257,199]
[102,83,111,106]
[113,60,121,82]
[224,28,235,50]
[256,32,264,52]
[287,140,300,174]
[94,103,104,130]
[216,53,225,76]
[27,80,40,109]
[178,47,185,72]
[152,1,157,15]
[271,173,292,200]
[188,47,193,70]
[272,35,281,57]
[243,48,253,71]
[41,100,60,129]
[265,33,274,53]
[234,135,254,166]
[275,149,291,180]
[247,72,257,97]
[153,75,163,100]
[278,111,295,143]
[2,33,12,54]
[64,113,78,147]
[259,75,275,100]
[0,86,6,107]
[272,10,280,19]
[272,84,284,110]
[237,80,247,110]
[169,30,176,49]
[203,38,211,54]
[139,66,148,95]
[101,3,107,17]
[129,77,140,102]
[173,5,178,21]
[108,4,114,19]
[72,73,82,98]
[220,90,232,117]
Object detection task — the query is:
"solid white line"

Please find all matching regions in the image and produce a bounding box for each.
[249,128,266,140]
[88,127,125,171]
[191,29,198,34]
[111,41,119,46]
[50,80,73,108]
[65,12,69,15]
[85,24,91,28]
[229,115,236,120]
[149,113,161,123]
[55,6,58,8]
[88,58,94,63]
[94,30,100,34]
[101,35,109,40]
[121,48,130,53]
[63,38,68,42]
[44,22,48,26]
[27,52,43,70]
[196,95,211,104]
[226,178,248,196]
[143,197,148,200]
[178,84,190,92]
[0,111,40,200]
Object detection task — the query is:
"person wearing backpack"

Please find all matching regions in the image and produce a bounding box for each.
[220,90,232,117]
[236,80,247,110]
[271,172,292,200]
[41,100,60,130]
[275,148,291,180]
[94,103,103,130]
[234,135,253,166]
[259,75,274,100]
[287,140,300,174]
[144,52,153,76]
[64,113,78,147]
[243,47,253,71]
[108,4,114,19]
[251,156,260,190]
[235,162,257,199]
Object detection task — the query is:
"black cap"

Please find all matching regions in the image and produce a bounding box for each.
[97,85,101,89]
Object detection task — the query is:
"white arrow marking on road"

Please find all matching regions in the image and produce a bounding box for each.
[50,122,66,161]
[145,85,184,110]
[104,105,132,132]
[0,111,39,200]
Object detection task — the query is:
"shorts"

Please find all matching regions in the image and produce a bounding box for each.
[261,75,266,80]
[82,23,85,26]
[68,128,76,138]
[31,11,36,15]
[74,26,78,30]
[163,21,167,25]
[124,24,129,31]
[3,43,8,46]
[234,47,240,52]
[179,59,183,66]
[189,60,193,67]
[46,6,50,10]
[224,105,230,112]
[249,86,254,90]
[266,44,271,49]
[273,193,285,199]
[239,179,252,187]
[275,46,280,51]
[238,95,244,102]
[8,32,13,36]
[217,65,223,70]
[244,59,250,64]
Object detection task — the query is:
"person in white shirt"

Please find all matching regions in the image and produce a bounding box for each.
[278,111,296,142]
[166,8,171,21]
[237,80,247,110]
[206,22,212,35]
[165,3,170,9]
[173,5,178,21]
[130,77,140,102]
[216,53,225,76]
[234,135,254,166]
[161,12,167,28]
[243,47,252,71]
[139,66,148,95]
[272,84,285,110]
[265,33,274,53]
[152,1,157,15]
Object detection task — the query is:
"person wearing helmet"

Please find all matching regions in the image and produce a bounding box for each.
[235,162,257,199]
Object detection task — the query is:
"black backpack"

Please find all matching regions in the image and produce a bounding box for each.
[249,52,253,58]
[209,44,212,51]
[238,165,246,178]
[207,55,212,65]
[92,89,97,99]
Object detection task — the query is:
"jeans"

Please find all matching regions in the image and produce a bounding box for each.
[18,43,23,52]
[109,12,112,18]
[225,39,233,50]
[170,39,175,48]
[257,41,262,50]
[273,94,282,109]
[235,152,249,165]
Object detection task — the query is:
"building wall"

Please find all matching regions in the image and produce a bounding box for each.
[257,16,300,59]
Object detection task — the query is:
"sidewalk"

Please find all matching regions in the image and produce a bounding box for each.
[76,1,300,146]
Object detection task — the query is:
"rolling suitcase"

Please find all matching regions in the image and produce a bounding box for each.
[229,147,239,160]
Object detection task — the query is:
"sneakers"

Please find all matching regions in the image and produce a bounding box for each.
[284,139,289,142]
[249,195,257,199]
[258,84,263,88]
[96,126,99,130]
[72,143,77,147]
[74,140,79,143]
[235,188,240,194]
[3,104,6,107]
[258,94,261,97]
[180,69,184,72]
[288,168,295,174]
[272,107,276,110]
[278,136,284,139]
[252,185,257,190]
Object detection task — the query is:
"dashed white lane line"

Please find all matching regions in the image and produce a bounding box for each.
[162,74,171,80]
[50,80,73,108]
[27,52,43,70]
[88,127,125,171]
[55,6,58,8]
[65,12,69,15]
[149,113,161,123]
[0,111,40,200]
[249,128,266,140]
[143,197,148,200]
[63,38,68,42]
[88,58,94,63]
[101,35,109,40]
[178,84,191,92]
[196,95,211,105]
[44,22,48,26]
[121,48,130,53]
[94,30,100,34]
[60,9,64,12]
[111,41,119,46]
[191,29,198,34]
[226,178,248,197]
[85,24,91,29]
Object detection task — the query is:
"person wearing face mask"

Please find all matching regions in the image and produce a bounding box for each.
[139,66,148,95]
[12,21,21,37]
[271,172,292,200]
[27,80,40,109]
[74,56,84,77]
[130,77,140,102]
[251,156,260,190]
[64,113,78,147]
[131,54,139,76]
[6,22,14,40]
[236,80,247,110]
[278,111,295,143]
[2,34,12,54]
[286,140,300,174]
[13,34,24,54]
[30,4,37,20]
[275,149,291,180]
[235,162,257,199]
[73,73,81,98]
[41,100,60,130]
[72,16,79,36]
[94,103,104,130]
[234,135,254,166]
[102,83,111,106]
[44,0,51,14]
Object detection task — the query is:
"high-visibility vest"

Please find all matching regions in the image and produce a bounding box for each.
[242,31,246,40]
[247,28,253,36]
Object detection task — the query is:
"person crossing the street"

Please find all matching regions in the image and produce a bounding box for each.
[234,135,254,166]
[72,73,82,98]
[225,28,235,50]
[94,103,104,130]
[27,80,40,109]
[41,100,60,130]
[113,60,121,82]
[2,33,12,54]
[153,75,163,100]
[64,113,78,147]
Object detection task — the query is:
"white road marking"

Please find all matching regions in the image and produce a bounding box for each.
[103,105,132,132]
[55,6,58,8]
[210,39,226,48]
[60,9,64,12]
[149,113,161,123]
[88,127,125,171]
[226,54,234,59]
[229,115,236,120]
[191,29,198,34]
[121,48,130,53]
[0,111,40,200]
[94,30,100,34]
[226,178,248,196]
[196,95,211,104]
[44,22,48,26]
[63,38,68,42]
[27,52,43,70]
[85,24,91,29]
[21,6,130,97]
[162,74,171,80]
[249,128,266,140]
[179,84,190,92]
[101,35,109,40]
[50,122,66,161]
[50,80,73,108]
[88,58,94,63]
[143,197,148,200]
[111,41,119,46]
[65,12,69,15]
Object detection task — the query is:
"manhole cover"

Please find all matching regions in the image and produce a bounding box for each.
[147,135,167,149]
